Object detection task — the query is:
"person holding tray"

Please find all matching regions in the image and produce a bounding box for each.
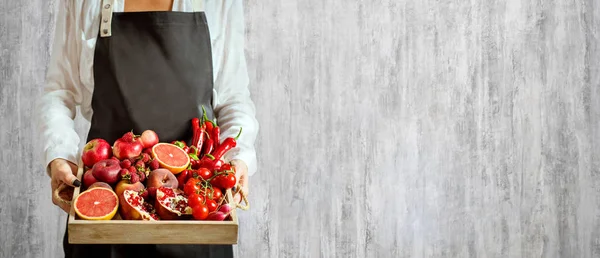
[36,0,258,257]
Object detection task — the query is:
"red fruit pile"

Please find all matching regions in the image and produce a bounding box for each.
[78,108,241,221]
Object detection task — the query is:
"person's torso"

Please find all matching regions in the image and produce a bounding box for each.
[71,0,230,120]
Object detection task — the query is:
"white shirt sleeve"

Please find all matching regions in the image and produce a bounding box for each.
[36,0,84,176]
[211,0,260,176]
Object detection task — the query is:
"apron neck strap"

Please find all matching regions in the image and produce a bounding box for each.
[100,0,205,38]
[100,0,114,37]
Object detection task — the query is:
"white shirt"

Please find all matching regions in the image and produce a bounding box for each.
[37,0,259,176]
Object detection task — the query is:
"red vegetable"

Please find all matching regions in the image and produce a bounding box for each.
[191,118,201,147]
[176,170,192,190]
[206,211,227,221]
[196,167,213,181]
[218,204,234,214]
[192,204,209,220]
[203,139,214,156]
[211,126,220,149]
[184,178,202,196]
[211,128,242,162]
[196,154,219,171]
[188,193,205,209]
[210,172,236,190]
[206,199,218,212]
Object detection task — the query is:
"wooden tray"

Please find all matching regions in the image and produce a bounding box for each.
[64,166,239,244]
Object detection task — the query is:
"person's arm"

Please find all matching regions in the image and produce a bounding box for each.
[212,0,259,177]
[37,0,84,177]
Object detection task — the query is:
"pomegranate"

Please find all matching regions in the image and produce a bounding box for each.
[119,190,159,221]
[155,187,192,220]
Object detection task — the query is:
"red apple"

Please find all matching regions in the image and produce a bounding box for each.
[146,169,178,196]
[138,130,159,149]
[81,139,112,168]
[113,132,144,160]
[91,159,122,185]
[82,169,98,189]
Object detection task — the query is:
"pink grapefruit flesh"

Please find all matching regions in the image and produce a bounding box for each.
[151,143,190,174]
[73,188,119,220]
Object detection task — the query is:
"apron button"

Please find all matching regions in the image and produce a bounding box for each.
[103,29,109,34]
[103,18,108,23]
[104,4,111,9]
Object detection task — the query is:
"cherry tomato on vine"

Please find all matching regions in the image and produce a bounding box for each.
[192,204,209,220]
[197,167,213,181]
[188,193,205,209]
[184,178,201,196]
[214,173,236,190]
[205,199,218,212]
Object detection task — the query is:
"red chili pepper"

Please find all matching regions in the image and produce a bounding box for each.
[203,138,214,156]
[211,126,220,149]
[202,106,215,133]
[195,124,205,153]
[177,170,192,190]
[211,127,242,161]
[197,154,217,170]
[191,117,201,147]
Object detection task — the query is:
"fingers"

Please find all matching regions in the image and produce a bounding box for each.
[49,159,79,213]
[51,159,81,187]
[233,169,248,205]
[230,160,249,204]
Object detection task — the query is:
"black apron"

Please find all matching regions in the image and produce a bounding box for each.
[62,0,233,257]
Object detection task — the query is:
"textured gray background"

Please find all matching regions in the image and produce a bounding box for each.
[2,0,600,258]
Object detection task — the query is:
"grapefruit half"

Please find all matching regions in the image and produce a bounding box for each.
[151,143,190,174]
[73,188,119,220]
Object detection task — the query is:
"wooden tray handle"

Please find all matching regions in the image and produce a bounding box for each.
[53,183,73,206]
[233,183,249,211]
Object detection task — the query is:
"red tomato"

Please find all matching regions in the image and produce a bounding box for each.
[187,193,205,209]
[216,173,236,190]
[197,168,213,181]
[199,187,223,200]
[184,178,201,196]
[205,199,218,212]
[210,175,222,189]
[211,187,223,200]
[192,204,209,220]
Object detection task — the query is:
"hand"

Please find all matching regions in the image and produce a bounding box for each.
[50,158,80,213]
[230,159,249,204]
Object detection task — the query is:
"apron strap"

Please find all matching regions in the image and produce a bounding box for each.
[100,0,205,38]
[100,0,114,37]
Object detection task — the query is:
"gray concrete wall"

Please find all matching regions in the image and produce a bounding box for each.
[2,1,600,257]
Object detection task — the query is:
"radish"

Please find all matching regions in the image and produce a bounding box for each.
[218,204,234,214]
[206,211,228,221]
